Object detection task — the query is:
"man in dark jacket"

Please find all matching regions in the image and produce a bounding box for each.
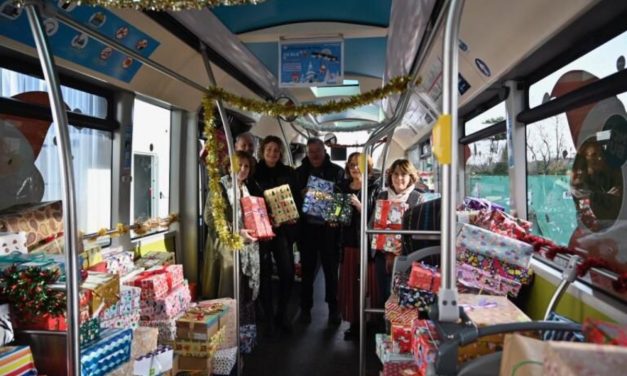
[295,138,346,325]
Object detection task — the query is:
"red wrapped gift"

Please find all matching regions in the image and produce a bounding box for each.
[391,324,413,353]
[583,319,627,346]
[412,321,439,376]
[132,272,169,300]
[407,262,441,292]
[241,196,275,240]
[88,261,107,273]
[384,295,418,327]
[12,313,67,331]
[372,200,408,255]
[382,362,419,376]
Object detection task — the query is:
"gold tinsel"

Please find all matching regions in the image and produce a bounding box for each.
[201,75,415,250]
[52,0,267,11]
[82,213,179,241]
[205,75,414,119]
[202,99,245,251]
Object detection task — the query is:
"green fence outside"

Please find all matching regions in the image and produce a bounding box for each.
[467,174,577,245]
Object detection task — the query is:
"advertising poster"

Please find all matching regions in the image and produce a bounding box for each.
[279,39,343,87]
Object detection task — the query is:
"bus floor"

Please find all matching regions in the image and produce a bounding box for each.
[243,271,382,376]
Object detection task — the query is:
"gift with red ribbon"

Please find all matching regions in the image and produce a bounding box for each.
[407,262,441,292]
[583,318,627,346]
[241,196,275,240]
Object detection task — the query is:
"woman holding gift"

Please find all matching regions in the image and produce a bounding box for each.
[253,136,299,335]
[202,151,260,306]
[373,159,421,304]
[338,152,381,340]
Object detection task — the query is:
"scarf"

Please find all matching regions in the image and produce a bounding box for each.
[387,184,415,203]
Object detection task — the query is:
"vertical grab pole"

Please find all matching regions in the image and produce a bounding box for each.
[277,117,294,165]
[359,142,372,376]
[200,44,241,373]
[24,3,81,375]
[436,0,464,322]
[380,136,392,190]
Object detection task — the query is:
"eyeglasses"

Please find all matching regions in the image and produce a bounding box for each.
[348,163,359,169]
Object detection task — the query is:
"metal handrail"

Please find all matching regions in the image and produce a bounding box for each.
[24,2,81,374]
[200,43,242,376]
[358,2,451,374]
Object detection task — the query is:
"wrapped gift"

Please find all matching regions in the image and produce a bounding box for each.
[391,324,412,353]
[302,176,334,222]
[458,294,532,362]
[0,232,27,255]
[178,355,212,372]
[240,324,256,354]
[80,317,101,346]
[583,318,627,346]
[499,334,545,376]
[131,272,169,300]
[0,304,14,346]
[130,327,159,358]
[241,196,275,240]
[372,200,408,255]
[140,282,191,321]
[212,346,237,375]
[103,250,135,276]
[384,295,418,326]
[461,197,505,212]
[81,328,133,376]
[412,320,439,376]
[82,272,121,313]
[0,346,37,376]
[322,193,353,225]
[197,298,236,350]
[12,313,67,331]
[100,285,141,321]
[544,341,627,375]
[263,184,299,225]
[482,209,531,240]
[0,201,63,254]
[80,247,103,269]
[407,262,441,292]
[135,251,174,268]
[382,362,419,376]
[457,263,522,297]
[176,303,228,342]
[134,345,173,376]
[375,334,414,363]
[175,326,224,357]
[457,249,533,285]
[396,283,435,311]
[456,223,533,268]
[140,313,183,345]
[100,311,140,330]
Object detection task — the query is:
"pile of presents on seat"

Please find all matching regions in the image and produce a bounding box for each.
[374,197,627,376]
[0,201,254,376]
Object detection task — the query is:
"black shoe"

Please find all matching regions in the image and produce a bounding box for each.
[299,309,312,325]
[328,310,341,326]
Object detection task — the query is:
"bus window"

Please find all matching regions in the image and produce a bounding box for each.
[130,98,171,235]
[526,31,627,275]
[464,132,510,211]
[464,101,506,136]
[1,68,112,234]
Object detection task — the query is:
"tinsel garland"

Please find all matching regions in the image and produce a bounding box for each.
[0,265,66,318]
[16,0,266,11]
[81,213,179,241]
[205,75,413,118]
[201,75,414,250]
[202,98,244,251]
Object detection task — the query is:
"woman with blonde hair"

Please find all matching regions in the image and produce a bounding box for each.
[338,152,381,339]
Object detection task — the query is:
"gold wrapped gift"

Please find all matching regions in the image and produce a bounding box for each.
[263,184,299,225]
[82,272,121,313]
[174,326,224,358]
[458,294,533,362]
[176,304,227,342]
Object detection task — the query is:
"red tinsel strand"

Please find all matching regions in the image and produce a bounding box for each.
[612,273,627,292]
[576,257,611,277]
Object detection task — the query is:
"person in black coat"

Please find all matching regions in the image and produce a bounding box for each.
[295,138,346,325]
[253,136,299,334]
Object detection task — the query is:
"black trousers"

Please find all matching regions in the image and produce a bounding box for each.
[374,252,391,306]
[299,224,340,311]
[259,233,295,320]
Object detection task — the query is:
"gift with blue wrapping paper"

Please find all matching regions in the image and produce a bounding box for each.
[81,328,133,376]
[302,175,335,223]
